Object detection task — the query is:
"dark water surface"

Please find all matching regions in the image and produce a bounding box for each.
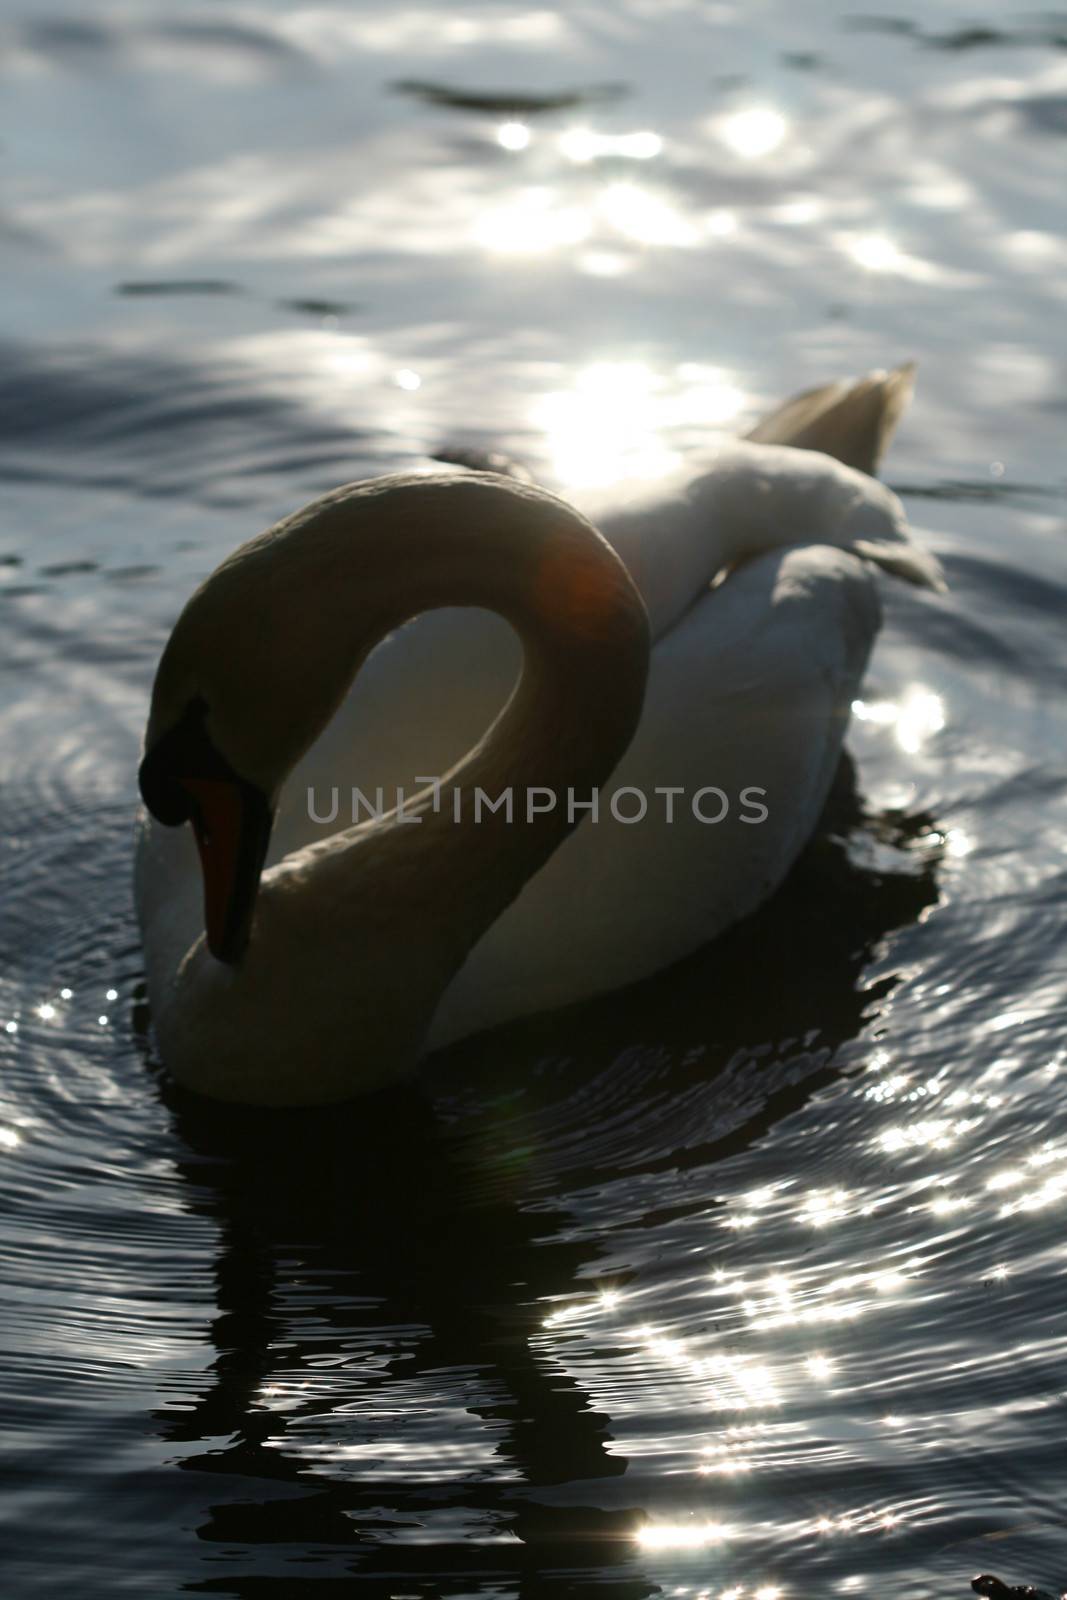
[2,2,1066,1596]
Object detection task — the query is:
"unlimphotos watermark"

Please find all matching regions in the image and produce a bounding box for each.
[307,781,769,827]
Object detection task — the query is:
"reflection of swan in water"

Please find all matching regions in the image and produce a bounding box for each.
[143,780,939,1578]
[136,364,944,1104]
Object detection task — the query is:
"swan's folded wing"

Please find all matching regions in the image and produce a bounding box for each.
[428,543,881,1047]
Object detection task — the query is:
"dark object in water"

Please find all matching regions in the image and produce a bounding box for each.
[972,1575,1064,1600]
[277,297,355,318]
[390,78,626,115]
[115,279,239,297]
[431,444,534,482]
[845,15,1067,51]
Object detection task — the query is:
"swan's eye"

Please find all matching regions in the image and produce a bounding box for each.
[139,696,228,825]
[139,760,194,826]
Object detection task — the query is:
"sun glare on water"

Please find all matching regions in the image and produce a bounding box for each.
[532,361,746,489]
[719,107,788,158]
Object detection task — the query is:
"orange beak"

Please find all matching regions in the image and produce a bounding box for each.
[138,698,272,966]
[182,776,272,964]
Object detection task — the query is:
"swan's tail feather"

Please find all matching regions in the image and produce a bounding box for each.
[746,362,916,476]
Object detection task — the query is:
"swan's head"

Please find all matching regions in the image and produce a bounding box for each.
[140,692,273,965]
[138,516,362,964]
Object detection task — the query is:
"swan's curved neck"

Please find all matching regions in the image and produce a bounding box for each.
[259,472,650,936]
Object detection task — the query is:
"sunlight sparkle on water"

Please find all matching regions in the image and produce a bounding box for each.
[879,1115,979,1154]
[478,176,723,256]
[985,1168,1027,1192]
[532,359,746,488]
[318,336,374,383]
[998,1161,1067,1216]
[477,187,591,254]
[848,234,904,272]
[707,209,738,237]
[675,364,747,424]
[852,688,945,753]
[699,1435,763,1476]
[636,1522,728,1549]
[635,1322,780,1410]
[719,108,788,158]
[496,121,530,151]
[730,1263,908,1329]
[531,362,672,489]
[928,1193,967,1218]
[776,197,822,225]
[542,1301,586,1327]
[559,128,663,163]
[577,249,632,277]
[543,1286,628,1327]
[896,691,945,751]
[599,182,701,247]
[799,1189,848,1227]
[1029,1147,1059,1167]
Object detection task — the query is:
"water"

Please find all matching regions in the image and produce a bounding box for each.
[2,2,1066,1595]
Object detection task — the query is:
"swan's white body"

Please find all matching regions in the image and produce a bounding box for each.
[135,368,944,1103]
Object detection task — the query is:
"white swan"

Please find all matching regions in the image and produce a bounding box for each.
[135,365,944,1105]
